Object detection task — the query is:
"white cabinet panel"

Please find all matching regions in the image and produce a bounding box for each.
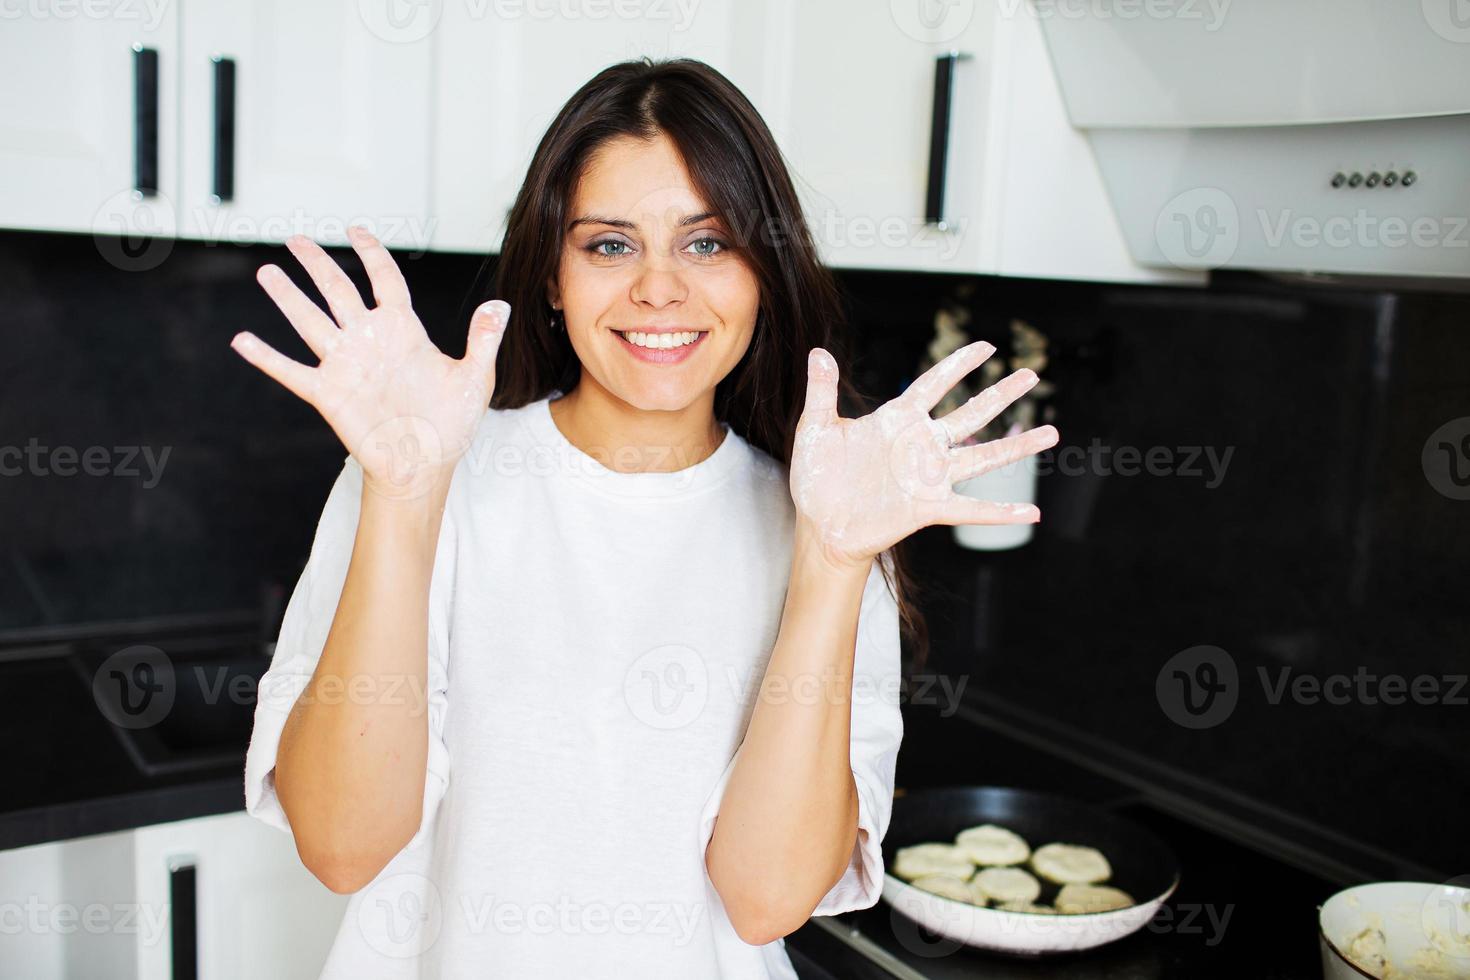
[0,12,179,240]
[178,0,433,249]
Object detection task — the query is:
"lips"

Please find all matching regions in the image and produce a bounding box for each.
[614,328,707,364]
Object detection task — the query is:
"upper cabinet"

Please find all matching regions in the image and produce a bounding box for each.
[773,1,1194,283]
[0,2,1192,282]
[177,0,433,249]
[0,10,179,239]
[428,0,785,254]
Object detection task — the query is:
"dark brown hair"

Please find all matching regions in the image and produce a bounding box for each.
[486,56,929,667]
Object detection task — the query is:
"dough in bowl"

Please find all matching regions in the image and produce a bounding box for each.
[1056,883,1135,913]
[1031,843,1113,885]
[893,843,975,881]
[911,873,979,904]
[954,824,1031,866]
[971,866,1043,904]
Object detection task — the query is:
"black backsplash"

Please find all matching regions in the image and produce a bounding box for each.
[2,230,1465,880]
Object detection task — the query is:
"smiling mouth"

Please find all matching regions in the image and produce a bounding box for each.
[614,330,708,350]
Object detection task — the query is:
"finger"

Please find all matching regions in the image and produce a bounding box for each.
[802,348,840,426]
[229,331,318,405]
[463,299,511,387]
[899,340,996,414]
[346,224,412,310]
[949,424,1059,483]
[936,368,1039,446]
[256,263,339,360]
[284,234,369,325]
[922,495,1041,526]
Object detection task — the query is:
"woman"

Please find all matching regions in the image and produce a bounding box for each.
[236,58,1056,978]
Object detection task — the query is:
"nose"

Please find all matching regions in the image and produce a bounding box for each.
[629,251,690,309]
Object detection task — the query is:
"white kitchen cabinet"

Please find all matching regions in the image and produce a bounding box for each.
[0,812,347,980]
[0,11,179,241]
[775,1,1197,284]
[178,0,434,249]
[428,0,788,254]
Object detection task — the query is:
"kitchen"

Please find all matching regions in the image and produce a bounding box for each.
[2,1,1468,978]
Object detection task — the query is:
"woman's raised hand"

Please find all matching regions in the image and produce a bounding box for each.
[790,342,1059,570]
[230,226,510,500]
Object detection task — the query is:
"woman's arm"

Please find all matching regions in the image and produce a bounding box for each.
[703,522,873,945]
[229,226,510,892]
[706,343,1059,944]
[274,480,451,893]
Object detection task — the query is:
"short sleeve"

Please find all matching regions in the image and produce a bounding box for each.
[696,551,904,919]
[242,456,454,852]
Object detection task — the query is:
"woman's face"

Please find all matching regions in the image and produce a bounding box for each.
[549,132,760,413]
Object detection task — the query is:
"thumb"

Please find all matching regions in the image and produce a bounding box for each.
[464,299,511,386]
[802,347,839,426]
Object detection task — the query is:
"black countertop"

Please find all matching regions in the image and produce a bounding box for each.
[785,702,1345,979]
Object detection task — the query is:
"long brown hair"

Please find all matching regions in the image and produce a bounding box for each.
[486,56,929,667]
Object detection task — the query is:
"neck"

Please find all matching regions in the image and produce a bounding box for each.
[549,377,726,474]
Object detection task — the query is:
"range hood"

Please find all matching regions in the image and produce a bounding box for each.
[1035,1,1470,279]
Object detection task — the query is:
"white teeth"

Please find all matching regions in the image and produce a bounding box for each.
[622,331,700,349]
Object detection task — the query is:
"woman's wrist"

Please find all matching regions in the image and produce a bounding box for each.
[793,515,876,585]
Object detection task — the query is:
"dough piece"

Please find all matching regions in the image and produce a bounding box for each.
[892,843,975,881]
[954,824,1031,866]
[1031,843,1113,885]
[1056,883,1135,913]
[971,866,1043,904]
[911,873,980,904]
[1344,926,1387,977]
[997,901,1058,914]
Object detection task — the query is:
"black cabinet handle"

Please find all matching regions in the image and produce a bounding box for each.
[132,44,159,197]
[168,856,198,980]
[211,56,236,203]
[925,50,971,229]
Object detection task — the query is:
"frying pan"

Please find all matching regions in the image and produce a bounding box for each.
[880,786,1181,956]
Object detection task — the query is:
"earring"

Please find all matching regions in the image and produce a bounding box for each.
[550,304,563,330]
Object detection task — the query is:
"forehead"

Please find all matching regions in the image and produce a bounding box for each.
[570,133,713,229]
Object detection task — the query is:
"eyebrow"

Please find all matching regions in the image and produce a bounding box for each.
[566,210,721,232]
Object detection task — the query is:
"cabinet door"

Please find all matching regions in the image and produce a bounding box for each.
[177,0,433,249]
[0,12,179,241]
[778,1,999,273]
[429,0,784,254]
[133,812,348,980]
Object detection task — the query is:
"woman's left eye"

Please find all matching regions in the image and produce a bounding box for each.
[687,236,727,258]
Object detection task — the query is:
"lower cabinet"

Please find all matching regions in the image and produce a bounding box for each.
[0,811,348,980]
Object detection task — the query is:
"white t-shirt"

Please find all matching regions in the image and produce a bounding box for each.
[243,390,904,980]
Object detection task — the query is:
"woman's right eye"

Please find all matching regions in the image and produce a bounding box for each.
[587,239,630,258]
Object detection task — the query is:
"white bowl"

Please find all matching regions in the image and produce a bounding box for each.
[1319,881,1470,979]
[881,872,1176,956]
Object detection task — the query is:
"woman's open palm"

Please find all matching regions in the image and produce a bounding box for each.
[229,225,510,499]
[791,342,1059,569]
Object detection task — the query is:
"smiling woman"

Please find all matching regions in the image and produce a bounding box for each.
[233,56,1057,979]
